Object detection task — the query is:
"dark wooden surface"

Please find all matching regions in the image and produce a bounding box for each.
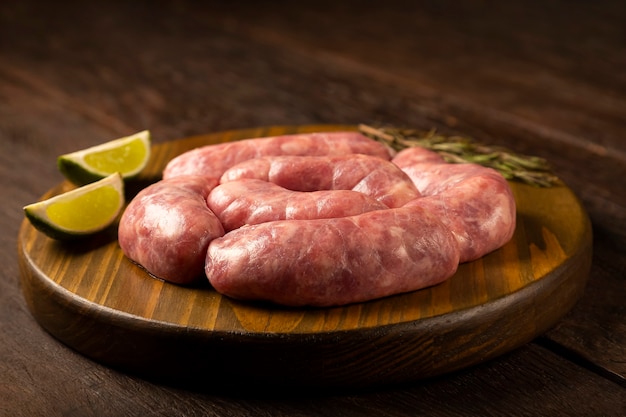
[1,0,624,415]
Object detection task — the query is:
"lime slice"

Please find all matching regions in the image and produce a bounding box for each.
[58,130,151,186]
[24,173,125,240]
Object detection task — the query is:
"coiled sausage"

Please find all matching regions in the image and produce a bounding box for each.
[119,132,516,307]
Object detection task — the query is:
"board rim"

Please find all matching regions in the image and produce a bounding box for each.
[18,220,592,388]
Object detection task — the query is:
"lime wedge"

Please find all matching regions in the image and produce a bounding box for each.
[58,130,151,186]
[24,173,125,240]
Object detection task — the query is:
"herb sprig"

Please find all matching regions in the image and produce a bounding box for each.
[359,124,559,187]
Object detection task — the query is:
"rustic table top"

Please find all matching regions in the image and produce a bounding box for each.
[1,1,624,416]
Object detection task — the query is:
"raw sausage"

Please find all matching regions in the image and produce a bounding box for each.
[119,131,517,307]
[208,179,388,231]
[118,175,224,284]
[206,205,460,307]
[163,131,392,180]
[221,154,420,208]
[393,147,516,262]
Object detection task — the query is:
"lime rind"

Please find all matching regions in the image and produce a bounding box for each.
[57,158,104,187]
[24,173,125,240]
[57,130,151,186]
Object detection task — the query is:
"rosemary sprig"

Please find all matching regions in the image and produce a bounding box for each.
[359,124,559,187]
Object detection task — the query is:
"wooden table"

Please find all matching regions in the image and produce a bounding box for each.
[1,1,624,415]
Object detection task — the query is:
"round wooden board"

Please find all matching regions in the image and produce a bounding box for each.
[18,125,593,391]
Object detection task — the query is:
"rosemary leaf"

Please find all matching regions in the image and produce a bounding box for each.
[359,124,559,187]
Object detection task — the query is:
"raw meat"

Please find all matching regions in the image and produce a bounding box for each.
[119,131,517,307]
[208,179,388,231]
[393,147,516,262]
[163,131,392,180]
[206,206,460,307]
[118,175,224,284]
[220,154,420,208]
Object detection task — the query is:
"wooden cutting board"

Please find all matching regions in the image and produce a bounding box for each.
[17,125,593,391]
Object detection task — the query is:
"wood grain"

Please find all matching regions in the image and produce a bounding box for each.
[17,125,592,389]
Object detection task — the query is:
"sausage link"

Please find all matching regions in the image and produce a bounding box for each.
[208,179,388,231]
[164,131,392,180]
[206,206,460,307]
[221,154,420,208]
[118,175,225,284]
[393,147,516,262]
